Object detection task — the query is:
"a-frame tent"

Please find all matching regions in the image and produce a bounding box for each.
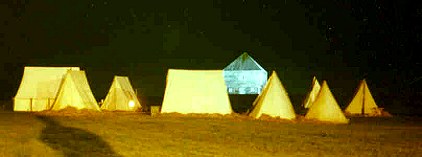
[305,81,349,124]
[14,66,80,111]
[101,76,142,111]
[51,70,100,111]
[223,52,268,95]
[161,69,233,114]
[344,79,390,117]
[302,76,321,109]
[248,71,296,119]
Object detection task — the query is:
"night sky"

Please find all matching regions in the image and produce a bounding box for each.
[0,1,420,114]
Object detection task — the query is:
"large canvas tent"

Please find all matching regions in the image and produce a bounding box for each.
[248,71,296,119]
[302,76,321,109]
[305,81,349,124]
[344,79,390,117]
[14,66,80,111]
[51,70,100,111]
[161,69,232,114]
[101,76,141,111]
[223,52,267,94]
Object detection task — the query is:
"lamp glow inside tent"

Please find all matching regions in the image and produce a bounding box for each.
[305,81,349,124]
[248,71,296,119]
[101,76,142,111]
[14,66,80,111]
[51,70,100,111]
[161,69,233,114]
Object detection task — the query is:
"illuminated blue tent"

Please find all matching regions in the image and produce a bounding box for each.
[223,52,268,94]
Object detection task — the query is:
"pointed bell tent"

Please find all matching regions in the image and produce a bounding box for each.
[161,69,233,114]
[51,70,100,111]
[14,66,80,111]
[344,79,390,117]
[302,76,321,109]
[305,81,349,124]
[248,71,296,119]
[101,76,142,111]
[223,52,268,94]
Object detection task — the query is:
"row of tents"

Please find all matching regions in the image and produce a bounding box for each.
[12,52,391,124]
[14,67,141,112]
[13,52,262,112]
[160,69,391,124]
[13,66,390,124]
[303,76,390,117]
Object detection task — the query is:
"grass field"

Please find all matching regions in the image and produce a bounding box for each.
[0,111,421,157]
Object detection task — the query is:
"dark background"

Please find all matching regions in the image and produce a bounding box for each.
[0,0,420,115]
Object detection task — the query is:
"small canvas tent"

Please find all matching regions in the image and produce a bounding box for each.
[305,81,349,124]
[345,79,389,117]
[248,71,296,119]
[223,52,267,94]
[101,76,141,111]
[14,66,80,111]
[161,69,232,114]
[302,76,321,109]
[51,70,100,111]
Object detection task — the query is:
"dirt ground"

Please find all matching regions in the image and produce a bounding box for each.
[0,111,421,157]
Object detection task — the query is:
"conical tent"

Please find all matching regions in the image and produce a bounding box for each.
[248,71,296,119]
[223,52,268,94]
[161,69,232,114]
[305,81,349,124]
[14,66,80,111]
[302,76,321,109]
[345,79,384,116]
[51,70,100,111]
[101,76,141,111]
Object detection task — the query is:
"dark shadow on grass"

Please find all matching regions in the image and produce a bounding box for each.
[36,115,121,157]
[229,95,257,114]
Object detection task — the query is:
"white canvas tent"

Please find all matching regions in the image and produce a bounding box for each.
[14,66,80,111]
[305,81,349,124]
[101,76,141,111]
[302,76,321,109]
[223,52,268,94]
[161,69,233,114]
[51,70,100,111]
[248,71,296,119]
[344,79,389,117]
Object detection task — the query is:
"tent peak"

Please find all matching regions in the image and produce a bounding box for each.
[224,52,266,71]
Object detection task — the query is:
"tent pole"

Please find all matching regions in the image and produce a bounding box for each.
[30,98,33,112]
[361,81,365,115]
